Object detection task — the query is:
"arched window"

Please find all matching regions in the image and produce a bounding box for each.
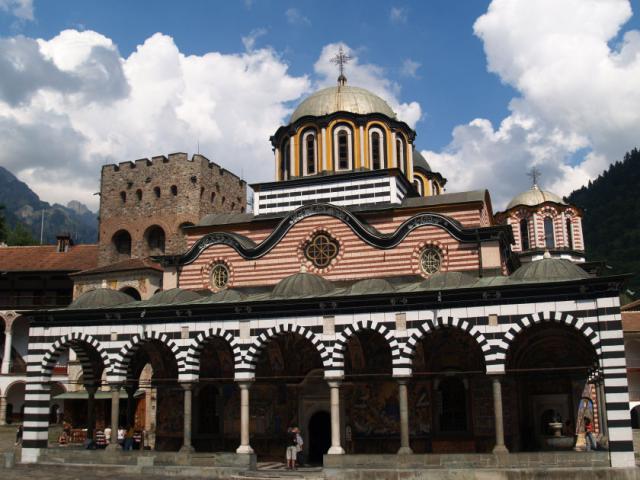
[120,287,141,301]
[333,125,353,171]
[438,378,468,432]
[281,140,291,180]
[302,131,317,176]
[136,189,142,201]
[145,226,166,255]
[520,218,530,250]
[413,179,423,196]
[170,185,178,196]
[544,216,555,249]
[112,230,131,257]
[566,218,574,250]
[120,191,126,203]
[396,137,405,172]
[154,187,161,198]
[369,127,385,170]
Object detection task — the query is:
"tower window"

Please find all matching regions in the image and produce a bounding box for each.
[145,225,166,254]
[520,218,530,250]
[396,137,405,172]
[112,230,131,257]
[120,191,126,203]
[136,189,142,201]
[371,130,383,170]
[154,187,161,198]
[281,140,290,180]
[413,179,423,196]
[171,185,178,196]
[544,217,555,249]
[305,132,316,175]
[566,218,573,250]
[338,132,348,169]
[211,192,216,204]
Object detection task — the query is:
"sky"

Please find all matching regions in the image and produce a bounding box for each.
[0,0,639,212]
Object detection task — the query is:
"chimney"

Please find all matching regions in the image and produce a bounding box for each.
[56,234,74,253]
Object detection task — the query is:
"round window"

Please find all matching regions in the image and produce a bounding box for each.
[420,247,442,275]
[305,233,339,268]
[210,263,230,290]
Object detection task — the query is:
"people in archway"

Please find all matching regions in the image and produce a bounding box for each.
[286,429,298,470]
[124,425,135,450]
[584,417,597,451]
[14,424,22,446]
[294,427,304,467]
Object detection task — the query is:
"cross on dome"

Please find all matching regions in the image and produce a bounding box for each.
[527,166,542,188]
[331,47,351,86]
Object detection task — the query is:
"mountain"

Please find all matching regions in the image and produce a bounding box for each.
[0,166,98,244]
[566,148,640,296]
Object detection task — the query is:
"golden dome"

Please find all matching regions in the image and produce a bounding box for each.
[290,85,396,123]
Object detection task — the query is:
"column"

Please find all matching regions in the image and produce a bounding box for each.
[289,138,296,178]
[126,385,137,427]
[0,396,6,426]
[321,127,328,171]
[107,383,121,450]
[596,381,607,436]
[236,381,254,454]
[397,380,413,454]
[180,383,195,452]
[2,327,13,374]
[86,385,97,442]
[328,381,345,454]
[491,376,508,453]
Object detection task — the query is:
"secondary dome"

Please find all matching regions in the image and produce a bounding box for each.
[506,185,566,210]
[70,288,136,309]
[272,272,336,298]
[413,149,432,172]
[419,271,477,290]
[510,257,590,282]
[145,288,202,306]
[350,278,395,295]
[290,85,396,123]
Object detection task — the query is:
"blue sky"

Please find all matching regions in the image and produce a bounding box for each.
[1,0,640,210]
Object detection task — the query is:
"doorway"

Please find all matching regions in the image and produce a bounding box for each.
[308,410,331,465]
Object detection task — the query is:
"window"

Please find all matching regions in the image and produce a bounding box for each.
[154,187,161,198]
[566,218,573,250]
[211,192,216,204]
[305,233,339,268]
[211,263,229,290]
[396,137,405,172]
[544,216,555,249]
[303,131,317,175]
[145,226,166,254]
[281,140,290,180]
[120,191,126,203]
[170,185,178,196]
[369,128,385,170]
[112,230,131,257]
[413,179,423,196]
[333,125,353,171]
[420,247,442,275]
[136,189,142,201]
[520,218,530,250]
[438,378,468,432]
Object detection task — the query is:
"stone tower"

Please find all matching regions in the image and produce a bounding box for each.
[98,153,246,266]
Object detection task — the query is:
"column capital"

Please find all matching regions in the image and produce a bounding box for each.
[327,380,342,389]
[180,382,195,391]
[236,380,254,389]
[395,378,410,385]
[109,382,123,391]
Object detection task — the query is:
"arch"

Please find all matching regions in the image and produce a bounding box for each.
[120,191,126,203]
[184,328,243,377]
[520,218,530,250]
[496,312,602,368]
[119,286,141,301]
[301,128,318,176]
[244,324,330,372]
[112,230,132,257]
[333,124,353,171]
[5,379,26,396]
[40,333,111,385]
[170,185,178,196]
[281,138,291,180]
[332,320,402,372]
[135,189,143,201]
[413,178,423,196]
[402,316,492,372]
[368,126,386,170]
[154,186,161,198]
[144,225,166,255]
[543,216,555,249]
[112,332,184,380]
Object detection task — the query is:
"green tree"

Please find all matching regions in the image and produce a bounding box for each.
[7,222,38,246]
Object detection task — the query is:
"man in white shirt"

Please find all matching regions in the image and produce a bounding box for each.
[294,427,304,466]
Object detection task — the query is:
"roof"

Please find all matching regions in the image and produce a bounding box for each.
[505,185,567,210]
[290,85,396,123]
[413,149,432,172]
[0,244,98,273]
[509,256,591,282]
[143,288,203,306]
[69,288,136,309]
[622,298,640,312]
[272,272,336,298]
[72,257,163,277]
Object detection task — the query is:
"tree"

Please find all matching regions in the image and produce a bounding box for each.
[6,222,38,246]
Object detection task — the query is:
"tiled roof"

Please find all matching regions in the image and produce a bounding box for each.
[0,244,98,272]
[72,257,163,276]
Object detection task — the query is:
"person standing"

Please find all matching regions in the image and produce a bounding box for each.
[584,417,597,451]
[294,427,304,467]
[286,429,298,470]
[14,424,22,446]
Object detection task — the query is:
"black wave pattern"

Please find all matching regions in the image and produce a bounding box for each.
[167,203,505,266]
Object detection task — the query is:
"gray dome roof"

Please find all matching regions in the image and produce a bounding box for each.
[70,288,136,309]
[510,257,590,282]
[350,278,395,295]
[145,288,202,306]
[506,185,566,210]
[420,271,478,290]
[412,149,431,172]
[209,288,246,302]
[291,85,396,123]
[272,272,335,298]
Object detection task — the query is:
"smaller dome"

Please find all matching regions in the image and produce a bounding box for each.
[506,185,566,210]
[510,257,590,282]
[412,149,431,172]
[350,278,395,295]
[209,289,246,303]
[145,288,202,306]
[70,288,136,309]
[419,271,477,290]
[272,272,335,298]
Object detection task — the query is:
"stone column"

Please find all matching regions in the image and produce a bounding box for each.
[491,376,508,453]
[86,385,97,442]
[180,383,195,452]
[327,381,345,454]
[236,381,254,454]
[2,328,13,374]
[107,384,121,450]
[397,379,413,454]
[126,385,137,426]
[0,396,7,426]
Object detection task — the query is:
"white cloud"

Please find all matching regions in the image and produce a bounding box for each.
[400,58,420,78]
[241,28,267,51]
[0,0,33,20]
[313,42,422,127]
[389,6,408,25]
[0,30,311,209]
[286,8,311,26]
[425,0,640,210]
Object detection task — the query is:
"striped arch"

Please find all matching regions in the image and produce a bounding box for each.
[400,316,492,373]
[331,320,403,372]
[496,311,602,369]
[184,327,242,377]
[244,324,330,371]
[112,331,185,380]
[40,333,111,386]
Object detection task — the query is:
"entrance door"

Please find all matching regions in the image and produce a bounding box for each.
[308,411,331,465]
